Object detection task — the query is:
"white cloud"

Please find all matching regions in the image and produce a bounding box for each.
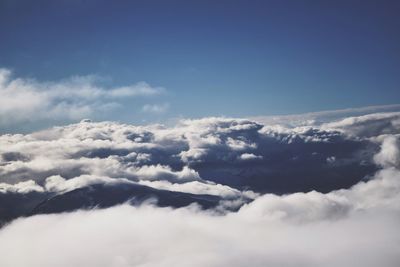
[0,110,400,266]
[252,104,400,128]
[107,82,165,97]
[239,153,263,161]
[136,179,249,198]
[134,165,202,183]
[0,198,398,267]
[321,112,400,137]
[44,174,133,193]
[326,156,336,164]
[0,112,385,196]
[0,68,165,126]
[226,137,257,151]
[0,180,43,194]
[142,103,170,114]
[373,135,400,168]
[1,134,399,266]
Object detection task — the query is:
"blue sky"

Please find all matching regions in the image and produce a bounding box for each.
[0,0,399,126]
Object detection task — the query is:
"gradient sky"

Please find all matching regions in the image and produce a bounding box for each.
[0,0,399,124]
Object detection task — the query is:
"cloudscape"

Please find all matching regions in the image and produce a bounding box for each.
[0,1,400,267]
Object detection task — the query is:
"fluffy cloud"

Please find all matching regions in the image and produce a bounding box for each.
[239,153,263,161]
[321,112,400,137]
[0,68,164,126]
[0,195,398,267]
[44,174,132,193]
[0,180,43,194]
[373,135,400,168]
[0,109,400,266]
[0,113,383,197]
[0,116,377,195]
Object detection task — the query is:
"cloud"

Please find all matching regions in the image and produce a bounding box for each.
[252,104,400,128]
[0,109,400,266]
[0,193,398,267]
[0,180,43,194]
[43,174,132,193]
[0,68,164,126]
[0,114,380,196]
[136,179,254,198]
[321,112,400,137]
[0,110,395,226]
[239,153,263,161]
[373,135,400,168]
[142,103,170,114]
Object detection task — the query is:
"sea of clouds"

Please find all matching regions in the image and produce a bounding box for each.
[0,107,399,266]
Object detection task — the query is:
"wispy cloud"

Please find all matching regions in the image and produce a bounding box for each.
[0,68,165,126]
[141,103,170,114]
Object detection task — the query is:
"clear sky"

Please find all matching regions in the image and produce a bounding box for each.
[0,0,399,126]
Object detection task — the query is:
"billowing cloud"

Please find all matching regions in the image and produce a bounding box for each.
[373,135,400,168]
[321,112,400,137]
[0,110,391,198]
[0,171,399,267]
[0,115,377,196]
[0,109,400,266]
[0,180,43,194]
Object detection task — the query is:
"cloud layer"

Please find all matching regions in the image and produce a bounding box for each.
[1,114,387,196]
[0,110,399,266]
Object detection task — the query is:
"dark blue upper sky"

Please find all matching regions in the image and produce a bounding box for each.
[1,0,399,123]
